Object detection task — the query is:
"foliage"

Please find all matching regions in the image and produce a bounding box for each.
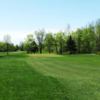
[1,19,100,54]
[44,33,54,53]
[54,32,65,54]
[66,35,77,54]
[24,34,38,53]
[4,34,11,55]
[0,41,17,52]
[35,29,45,54]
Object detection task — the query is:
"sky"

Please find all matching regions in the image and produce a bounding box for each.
[0,0,100,44]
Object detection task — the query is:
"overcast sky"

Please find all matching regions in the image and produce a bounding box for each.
[0,0,100,44]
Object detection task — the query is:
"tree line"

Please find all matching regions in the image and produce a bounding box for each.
[0,19,100,55]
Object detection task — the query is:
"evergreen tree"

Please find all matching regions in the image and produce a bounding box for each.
[30,41,38,53]
[66,36,77,54]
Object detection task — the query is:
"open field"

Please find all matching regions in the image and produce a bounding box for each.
[0,52,100,100]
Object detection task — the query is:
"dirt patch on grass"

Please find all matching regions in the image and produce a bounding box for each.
[29,54,62,58]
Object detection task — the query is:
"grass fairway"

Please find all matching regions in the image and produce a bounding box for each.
[0,53,100,100]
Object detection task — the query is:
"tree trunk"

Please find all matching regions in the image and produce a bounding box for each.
[40,44,42,54]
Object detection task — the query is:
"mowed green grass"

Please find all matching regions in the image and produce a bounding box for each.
[0,52,100,100]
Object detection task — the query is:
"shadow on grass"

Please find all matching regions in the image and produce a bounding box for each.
[0,56,69,100]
